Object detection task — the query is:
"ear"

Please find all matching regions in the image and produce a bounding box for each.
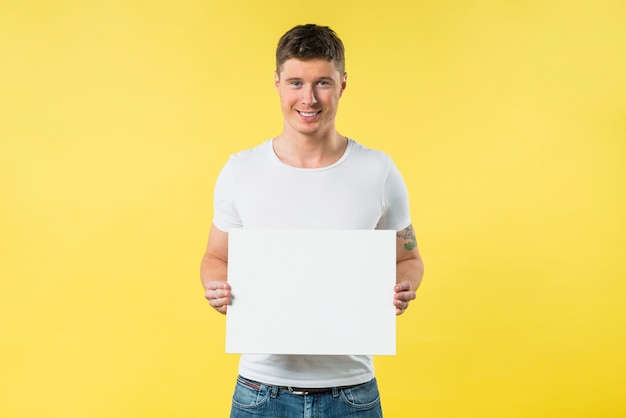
[339,72,347,97]
[274,71,280,89]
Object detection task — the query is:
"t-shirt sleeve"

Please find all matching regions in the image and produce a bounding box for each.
[376,160,412,231]
[212,158,242,232]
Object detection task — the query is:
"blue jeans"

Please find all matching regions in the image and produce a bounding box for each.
[230,375,383,418]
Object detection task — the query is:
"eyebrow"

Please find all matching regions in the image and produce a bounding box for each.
[284,76,335,82]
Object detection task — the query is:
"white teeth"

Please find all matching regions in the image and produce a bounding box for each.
[299,111,319,117]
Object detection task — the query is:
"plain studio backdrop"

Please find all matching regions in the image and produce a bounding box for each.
[1,1,624,417]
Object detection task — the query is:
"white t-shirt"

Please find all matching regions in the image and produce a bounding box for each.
[213,138,411,387]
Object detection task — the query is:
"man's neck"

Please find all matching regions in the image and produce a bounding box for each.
[273,131,348,169]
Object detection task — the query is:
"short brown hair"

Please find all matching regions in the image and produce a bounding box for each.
[276,24,345,74]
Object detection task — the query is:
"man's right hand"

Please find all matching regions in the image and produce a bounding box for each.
[204,281,231,314]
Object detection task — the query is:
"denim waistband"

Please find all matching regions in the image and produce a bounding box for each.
[238,375,366,396]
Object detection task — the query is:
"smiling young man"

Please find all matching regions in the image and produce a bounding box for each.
[201,24,424,417]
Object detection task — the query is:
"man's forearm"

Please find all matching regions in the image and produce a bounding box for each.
[200,254,228,288]
[397,257,423,291]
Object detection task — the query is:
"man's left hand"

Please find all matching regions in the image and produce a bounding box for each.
[394,281,416,316]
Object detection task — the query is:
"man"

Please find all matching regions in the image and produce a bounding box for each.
[201,24,423,418]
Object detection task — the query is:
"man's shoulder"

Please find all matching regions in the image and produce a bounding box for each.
[229,139,272,163]
[347,139,392,165]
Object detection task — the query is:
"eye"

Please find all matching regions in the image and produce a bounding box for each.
[289,81,302,87]
[318,80,331,86]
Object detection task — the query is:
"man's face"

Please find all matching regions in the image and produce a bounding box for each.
[275,58,347,138]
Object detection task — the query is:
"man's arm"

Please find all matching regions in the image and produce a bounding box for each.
[393,224,424,316]
[200,224,231,314]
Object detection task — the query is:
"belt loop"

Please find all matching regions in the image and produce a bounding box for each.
[270,384,278,398]
[332,386,339,398]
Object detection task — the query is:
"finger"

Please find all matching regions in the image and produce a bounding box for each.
[216,288,230,299]
[394,298,410,310]
[394,290,416,302]
[206,281,230,291]
[205,284,230,299]
[209,296,230,309]
[213,303,227,315]
[204,288,216,300]
[394,281,411,292]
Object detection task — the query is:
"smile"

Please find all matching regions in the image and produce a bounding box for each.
[297,110,321,117]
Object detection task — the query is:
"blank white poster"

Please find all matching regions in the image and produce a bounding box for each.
[225,229,396,355]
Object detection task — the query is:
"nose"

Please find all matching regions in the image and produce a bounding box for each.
[300,84,318,106]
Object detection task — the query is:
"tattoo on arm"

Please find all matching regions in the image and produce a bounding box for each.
[397,225,417,251]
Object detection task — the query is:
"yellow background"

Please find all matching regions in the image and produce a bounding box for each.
[1,1,625,417]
